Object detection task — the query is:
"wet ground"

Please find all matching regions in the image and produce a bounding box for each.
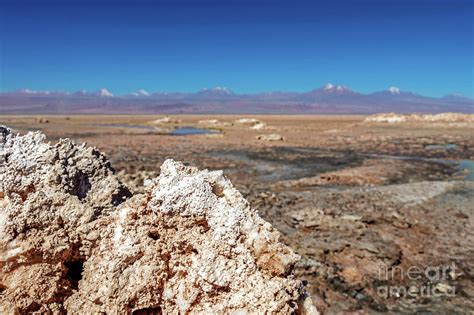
[97,123,219,135]
[1,115,473,314]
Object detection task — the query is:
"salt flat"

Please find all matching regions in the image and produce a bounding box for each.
[1,114,473,313]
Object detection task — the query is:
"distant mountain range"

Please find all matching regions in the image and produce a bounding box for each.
[0,84,472,114]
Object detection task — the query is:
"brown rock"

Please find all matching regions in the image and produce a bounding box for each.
[0,126,317,314]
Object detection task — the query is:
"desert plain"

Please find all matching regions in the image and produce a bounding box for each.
[1,114,473,314]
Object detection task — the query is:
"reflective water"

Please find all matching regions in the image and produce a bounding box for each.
[459,160,474,181]
[170,127,218,136]
[425,144,458,150]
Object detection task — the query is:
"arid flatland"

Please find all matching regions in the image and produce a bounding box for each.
[1,114,473,313]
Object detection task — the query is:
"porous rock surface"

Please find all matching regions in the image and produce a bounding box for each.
[0,126,317,314]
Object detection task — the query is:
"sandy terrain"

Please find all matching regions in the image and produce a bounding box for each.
[1,114,473,314]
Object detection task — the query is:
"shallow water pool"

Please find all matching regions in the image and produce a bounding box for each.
[459,160,474,181]
[170,127,218,136]
[425,144,458,150]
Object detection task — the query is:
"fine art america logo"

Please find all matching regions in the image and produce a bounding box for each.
[377,262,457,299]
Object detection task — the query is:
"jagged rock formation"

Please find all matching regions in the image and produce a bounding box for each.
[0,126,317,314]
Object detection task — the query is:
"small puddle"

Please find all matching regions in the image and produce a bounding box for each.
[459,160,474,181]
[95,124,218,136]
[425,144,458,150]
[170,127,218,136]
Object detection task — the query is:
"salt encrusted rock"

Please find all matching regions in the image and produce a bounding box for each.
[256,134,284,142]
[198,119,232,127]
[251,122,268,130]
[364,112,474,123]
[235,118,261,126]
[151,116,182,124]
[197,119,220,125]
[0,127,317,314]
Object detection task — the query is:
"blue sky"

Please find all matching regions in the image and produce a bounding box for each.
[0,0,473,97]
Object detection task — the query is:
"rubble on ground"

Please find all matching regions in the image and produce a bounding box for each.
[251,179,474,314]
[0,126,317,314]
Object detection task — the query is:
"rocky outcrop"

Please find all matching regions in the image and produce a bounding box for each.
[0,126,317,314]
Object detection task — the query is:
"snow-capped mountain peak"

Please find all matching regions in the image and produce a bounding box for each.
[442,93,470,101]
[444,93,463,98]
[98,88,114,97]
[323,83,335,91]
[212,86,232,94]
[388,86,401,95]
[131,89,150,96]
[18,89,38,94]
[322,83,349,93]
[17,89,53,95]
[16,89,73,95]
[199,86,234,96]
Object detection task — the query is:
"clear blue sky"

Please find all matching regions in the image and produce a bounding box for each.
[0,0,473,97]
